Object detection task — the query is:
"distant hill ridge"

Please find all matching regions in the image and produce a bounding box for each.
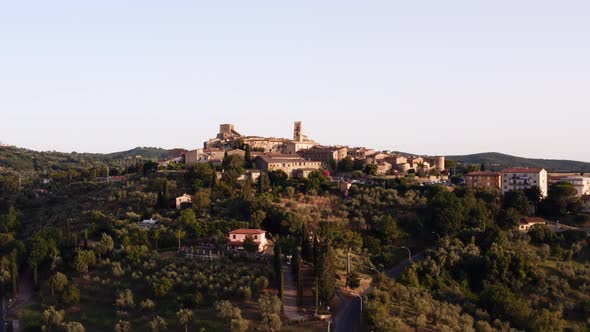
[447,152,590,173]
[0,146,177,171]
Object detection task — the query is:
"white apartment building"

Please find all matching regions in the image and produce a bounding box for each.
[501,168,548,197]
[558,176,590,197]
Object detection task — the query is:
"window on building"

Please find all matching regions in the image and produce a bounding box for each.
[232,235,236,239]
[254,235,257,239]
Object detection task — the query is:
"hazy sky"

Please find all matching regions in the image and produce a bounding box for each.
[1,1,589,161]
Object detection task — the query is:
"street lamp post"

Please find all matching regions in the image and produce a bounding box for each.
[355,294,363,325]
[401,246,412,263]
[328,320,332,332]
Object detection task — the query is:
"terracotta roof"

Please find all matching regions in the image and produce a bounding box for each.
[465,171,500,176]
[228,229,266,235]
[520,217,548,225]
[501,168,545,173]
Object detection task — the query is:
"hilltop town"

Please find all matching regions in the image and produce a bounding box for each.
[160,121,447,181]
[0,122,589,332]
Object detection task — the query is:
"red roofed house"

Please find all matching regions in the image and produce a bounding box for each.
[227,229,268,252]
[501,168,548,197]
[519,217,547,232]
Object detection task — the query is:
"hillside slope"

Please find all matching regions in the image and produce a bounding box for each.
[447,152,590,173]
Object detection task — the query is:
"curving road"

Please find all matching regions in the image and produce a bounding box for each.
[333,252,425,332]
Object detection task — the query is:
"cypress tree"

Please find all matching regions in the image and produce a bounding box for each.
[162,180,169,207]
[257,172,271,194]
[65,220,71,248]
[11,250,18,296]
[296,249,303,306]
[301,223,312,261]
[312,234,319,273]
[273,241,283,301]
[317,241,335,304]
[245,144,252,168]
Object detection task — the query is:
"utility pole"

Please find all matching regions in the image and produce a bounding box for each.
[347,250,351,275]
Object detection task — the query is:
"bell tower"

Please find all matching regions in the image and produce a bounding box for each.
[293,121,303,142]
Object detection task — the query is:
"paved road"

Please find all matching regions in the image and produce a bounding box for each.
[282,264,306,322]
[7,269,34,332]
[333,252,426,332]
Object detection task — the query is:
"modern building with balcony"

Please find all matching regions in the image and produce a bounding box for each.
[500,168,548,197]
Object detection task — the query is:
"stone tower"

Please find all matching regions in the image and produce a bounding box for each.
[435,156,445,171]
[293,121,303,142]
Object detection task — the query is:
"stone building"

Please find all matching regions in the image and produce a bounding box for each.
[184,149,225,168]
[298,146,348,163]
[205,121,318,154]
[254,154,324,178]
[464,171,502,191]
[347,147,376,160]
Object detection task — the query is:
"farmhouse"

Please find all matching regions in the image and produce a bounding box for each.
[227,229,268,252]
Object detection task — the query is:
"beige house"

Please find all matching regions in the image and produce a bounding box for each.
[501,168,548,197]
[254,154,324,177]
[298,146,348,163]
[184,148,225,168]
[176,193,192,209]
[375,161,393,175]
[284,141,317,154]
[347,147,376,159]
[518,217,547,232]
[227,229,268,252]
[465,172,502,191]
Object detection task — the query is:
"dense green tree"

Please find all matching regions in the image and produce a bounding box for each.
[187,163,215,189]
[61,322,85,332]
[540,182,580,217]
[268,170,288,188]
[176,308,193,332]
[149,316,167,332]
[42,306,64,332]
[49,272,68,296]
[243,235,259,253]
[502,190,531,215]
[257,172,271,194]
[364,164,377,175]
[0,206,19,232]
[258,293,282,331]
[300,223,312,261]
[305,170,329,193]
[61,284,80,306]
[95,233,114,262]
[317,241,336,305]
[338,156,355,172]
[273,240,283,300]
[222,155,245,186]
[27,236,49,287]
[244,144,252,168]
[114,320,131,332]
